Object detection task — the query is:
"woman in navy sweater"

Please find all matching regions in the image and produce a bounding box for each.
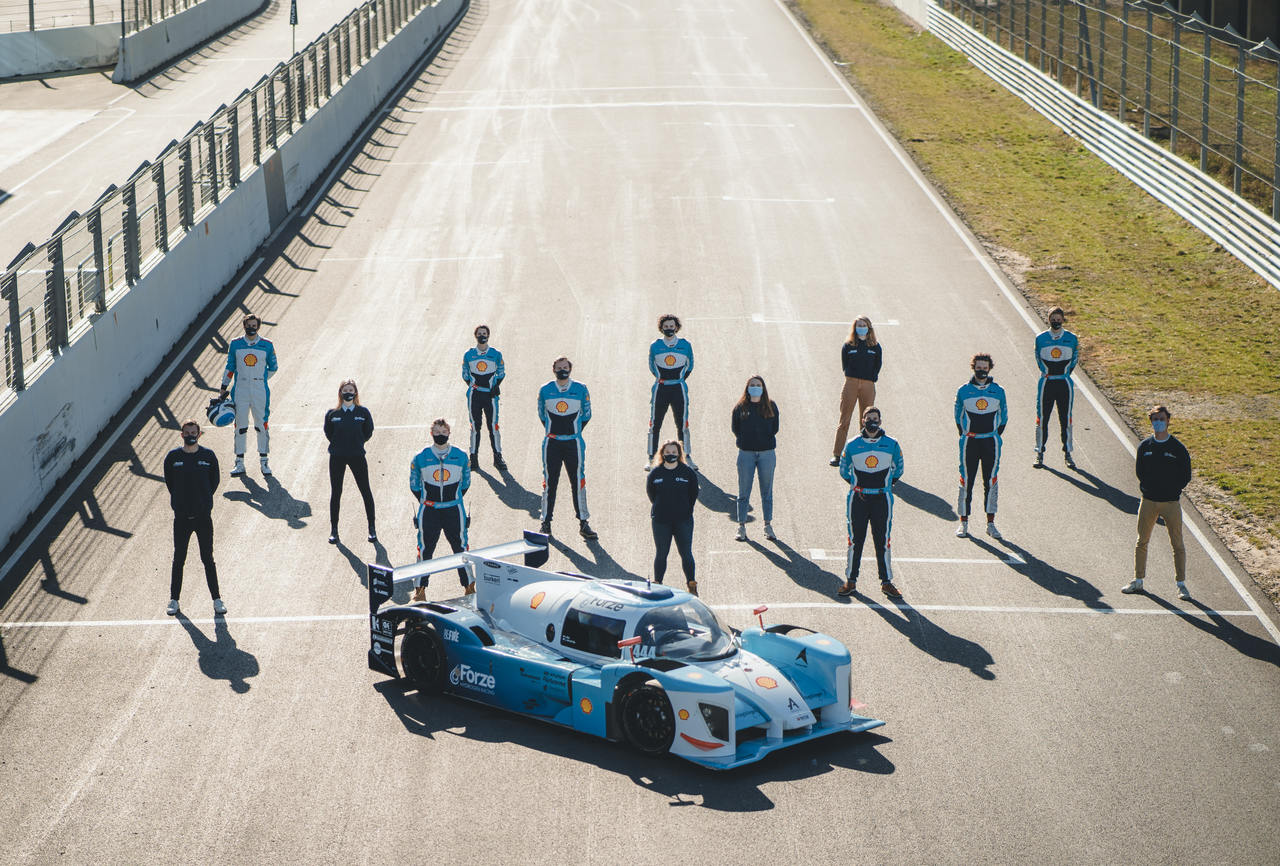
[732,375,780,542]
[324,379,376,544]
[646,439,700,595]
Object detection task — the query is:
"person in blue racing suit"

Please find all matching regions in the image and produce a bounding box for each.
[220,313,278,478]
[538,357,597,540]
[462,324,507,471]
[1034,307,1078,469]
[837,407,904,599]
[409,418,472,600]
[954,353,1008,540]
[647,314,696,470]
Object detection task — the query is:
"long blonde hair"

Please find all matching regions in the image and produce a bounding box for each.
[335,379,361,409]
[847,315,878,347]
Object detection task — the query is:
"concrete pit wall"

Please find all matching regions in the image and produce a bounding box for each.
[112,0,267,83]
[0,25,119,78]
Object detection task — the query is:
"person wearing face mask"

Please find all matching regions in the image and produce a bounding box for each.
[837,407,904,599]
[647,315,696,470]
[163,420,226,616]
[954,353,1008,539]
[462,324,507,471]
[731,376,779,542]
[323,379,376,545]
[220,313,278,478]
[1034,307,1079,469]
[646,440,700,594]
[830,316,882,467]
[409,419,472,600]
[537,357,597,540]
[1123,405,1192,600]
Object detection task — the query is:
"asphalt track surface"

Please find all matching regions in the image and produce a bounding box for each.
[2,0,1279,863]
[0,0,368,269]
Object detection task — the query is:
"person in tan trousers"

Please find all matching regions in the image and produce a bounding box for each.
[1122,405,1193,600]
[830,316,883,466]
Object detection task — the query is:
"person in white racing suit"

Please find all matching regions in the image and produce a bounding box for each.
[220,313,278,477]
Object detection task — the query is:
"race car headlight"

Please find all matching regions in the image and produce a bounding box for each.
[698,703,730,742]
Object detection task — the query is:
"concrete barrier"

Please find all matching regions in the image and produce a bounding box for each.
[0,0,467,554]
[0,24,119,79]
[112,0,266,83]
[887,0,928,28]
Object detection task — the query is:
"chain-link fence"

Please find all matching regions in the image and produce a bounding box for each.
[1,0,429,395]
[0,0,204,33]
[938,0,1280,221]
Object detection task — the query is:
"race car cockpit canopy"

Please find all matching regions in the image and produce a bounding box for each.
[634,600,737,662]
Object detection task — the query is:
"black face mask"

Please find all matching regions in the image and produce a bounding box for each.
[342,392,355,402]
[183,434,199,445]
[555,369,570,380]
[245,325,258,336]
[432,434,448,446]
[662,454,678,464]
[974,370,989,380]
[864,420,880,433]
[476,334,488,343]
[662,329,676,338]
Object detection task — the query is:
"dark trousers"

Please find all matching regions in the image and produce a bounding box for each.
[648,382,688,456]
[652,517,695,583]
[846,493,892,583]
[959,437,1000,517]
[418,504,469,586]
[171,514,219,600]
[329,454,375,530]
[542,438,588,521]
[468,391,501,456]
[1035,378,1074,454]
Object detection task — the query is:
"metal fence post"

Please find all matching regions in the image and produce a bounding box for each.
[295,58,307,124]
[27,0,34,30]
[122,183,140,285]
[1273,58,1280,220]
[2,271,23,391]
[283,67,295,135]
[266,76,279,150]
[1199,27,1210,172]
[204,122,219,204]
[1055,0,1064,80]
[310,46,320,106]
[179,140,194,230]
[1039,0,1048,73]
[87,208,106,312]
[1170,16,1181,154]
[322,33,331,97]
[46,237,69,351]
[1119,7,1128,124]
[151,161,169,251]
[1143,7,1153,137]
[1234,44,1246,194]
[227,105,240,188]
[90,0,95,25]
[251,91,262,165]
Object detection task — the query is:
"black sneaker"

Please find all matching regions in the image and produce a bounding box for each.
[470,454,480,470]
[881,581,903,599]
[367,528,378,543]
[539,520,552,535]
[828,457,840,467]
[837,580,857,597]
[328,530,339,544]
[1033,452,1044,468]
[1064,451,1077,469]
[579,520,598,540]
[494,454,508,471]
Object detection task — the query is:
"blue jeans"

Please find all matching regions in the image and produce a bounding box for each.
[736,449,776,523]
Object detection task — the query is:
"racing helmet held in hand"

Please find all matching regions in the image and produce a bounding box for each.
[206,396,235,427]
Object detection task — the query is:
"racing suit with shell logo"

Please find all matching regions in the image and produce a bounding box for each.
[839,431,904,585]
[647,336,693,458]
[409,444,472,586]
[537,379,591,522]
[954,379,1008,517]
[1034,328,1078,456]
[462,346,505,459]
[222,335,278,456]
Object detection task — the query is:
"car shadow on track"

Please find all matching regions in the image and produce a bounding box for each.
[373,680,894,809]
[968,536,1112,611]
[1150,595,1280,668]
[474,467,541,518]
[176,614,260,693]
[859,595,997,680]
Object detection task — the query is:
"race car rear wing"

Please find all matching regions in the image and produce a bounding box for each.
[367,531,550,613]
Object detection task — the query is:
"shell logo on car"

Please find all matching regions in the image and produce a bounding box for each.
[579,698,593,715]
[756,676,778,689]
[530,591,545,610]
[678,709,690,720]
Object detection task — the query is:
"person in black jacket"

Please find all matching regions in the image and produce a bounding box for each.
[831,316,882,466]
[732,375,779,542]
[646,439,700,595]
[163,419,224,616]
[1123,405,1192,600]
[324,379,376,544]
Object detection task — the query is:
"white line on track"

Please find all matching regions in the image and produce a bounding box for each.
[268,422,432,432]
[0,107,135,205]
[319,254,503,262]
[751,313,900,325]
[805,549,1026,565]
[397,101,862,113]
[772,0,1280,646]
[0,604,1258,629]
[386,159,530,166]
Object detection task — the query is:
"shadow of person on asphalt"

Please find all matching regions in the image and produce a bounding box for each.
[742,539,846,596]
[858,595,996,680]
[333,536,391,585]
[1149,595,1280,668]
[549,535,646,581]
[0,635,38,684]
[223,475,312,528]
[1038,464,1140,515]
[892,481,958,522]
[967,536,1113,611]
[372,679,894,809]
[475,466,542,519]
[695,472,741,523]
[176,614,260,693]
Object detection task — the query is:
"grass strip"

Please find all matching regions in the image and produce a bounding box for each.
[787,0,1280,604]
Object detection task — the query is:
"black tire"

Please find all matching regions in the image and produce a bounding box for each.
[401,626,447,693]
[618,683,676,756]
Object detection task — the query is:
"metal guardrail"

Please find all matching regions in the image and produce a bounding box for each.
[0,0,200,33]
[0,0,432,396]
[927,0,1280,290]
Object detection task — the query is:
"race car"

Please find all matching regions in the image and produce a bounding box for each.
[367,533,884,769]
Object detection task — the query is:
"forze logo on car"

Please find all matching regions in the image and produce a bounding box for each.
[586,597,624,612]
[450,663,496,694]
[441,627,460,643]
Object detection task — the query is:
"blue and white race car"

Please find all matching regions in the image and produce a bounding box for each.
[367,533,884,769]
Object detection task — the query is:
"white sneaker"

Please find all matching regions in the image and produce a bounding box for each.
[1121,579,1144,594]
[986,522,1003,539]
[166,599,179,616]
[1176,581,1191,600]
[230,458,246,477]
[763,523,777,541]
[213,599,227,615]
[642,460,653,472]
[955,521,969,538]
[735,525,747,542]
[259,457,272,476]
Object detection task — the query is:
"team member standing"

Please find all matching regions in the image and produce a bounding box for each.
[462,324,507,471]
[1123,405,1193,600]
[323,379,376,545]
[409,419,472,600]
[1034,307,1079,469]
[837,408,904,599]
[731,376,779,542]
[538,357,597,540]
[220,313,278,478]
[163,420,226,616]
[830,316,882,466]
[954,353,1008,539]
[646,440,700,595]
[647,314,696,470]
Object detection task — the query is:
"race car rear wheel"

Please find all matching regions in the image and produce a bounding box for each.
[401,626,447,693]
[618,683,675,756]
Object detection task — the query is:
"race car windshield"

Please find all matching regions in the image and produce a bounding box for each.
[634,600,736,661]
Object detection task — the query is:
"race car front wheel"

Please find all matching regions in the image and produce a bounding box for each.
[401,626,447,694]
[618,683,675,756]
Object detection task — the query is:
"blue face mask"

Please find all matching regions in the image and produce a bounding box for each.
[854,326,869,338]
[1151,419,1168,434]
[747,385,763,398]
